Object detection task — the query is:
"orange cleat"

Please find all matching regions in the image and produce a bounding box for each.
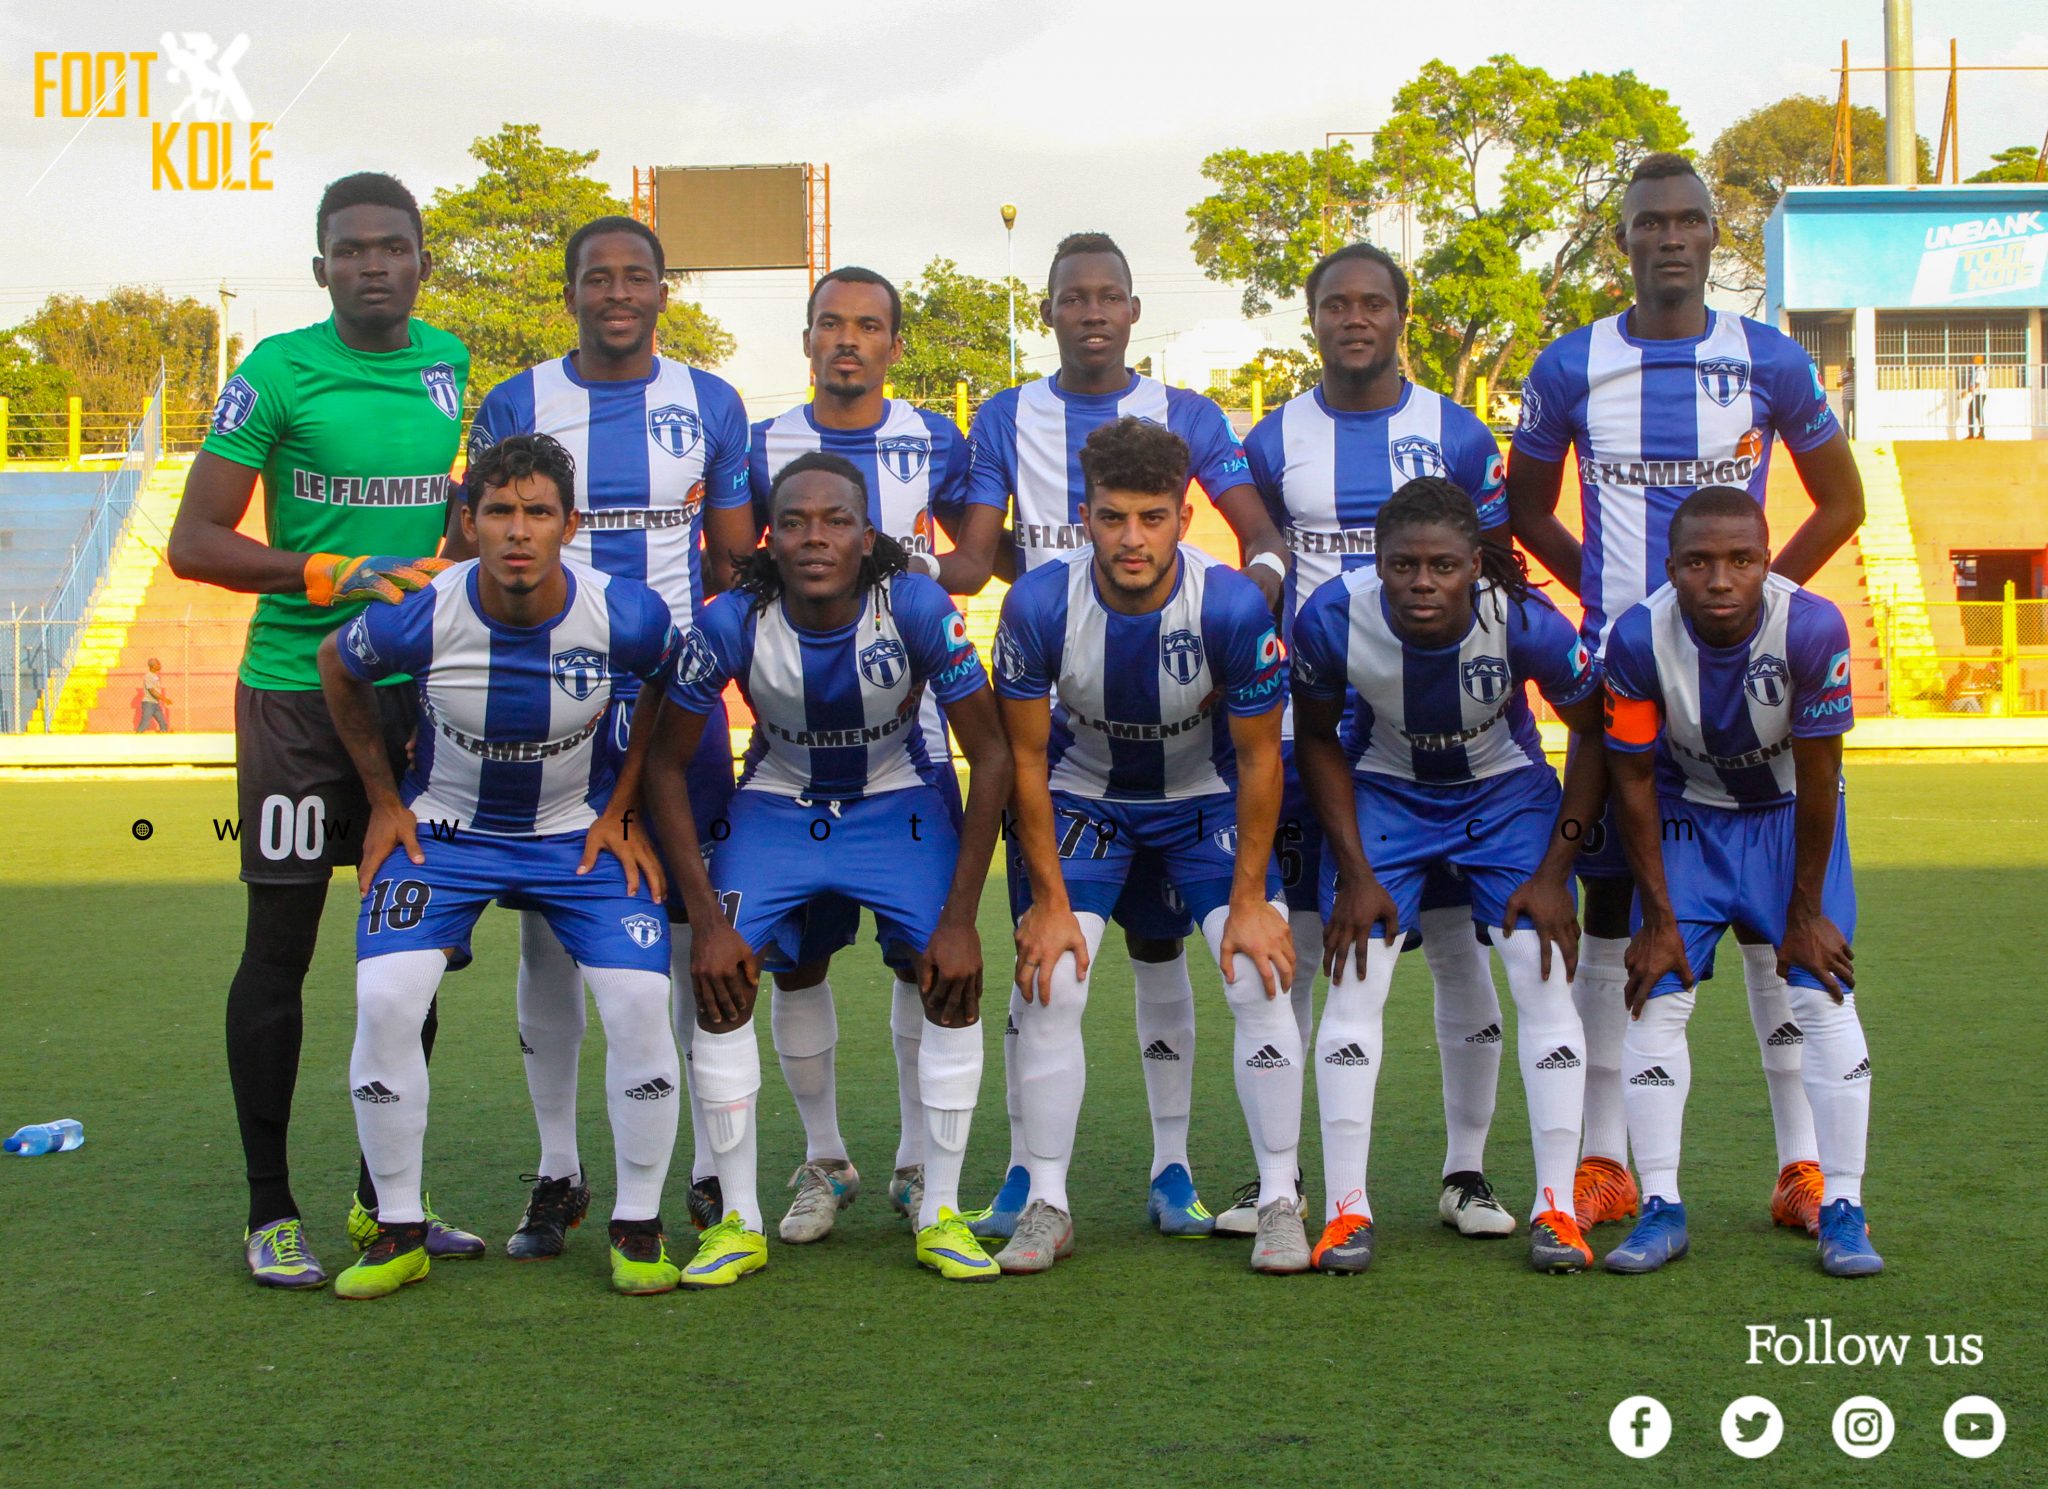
[1572,1156,1640,1230]
[1530,1188,1595,1273]
[1311,1210,1376,1275]
[1770,1159,1823,1237]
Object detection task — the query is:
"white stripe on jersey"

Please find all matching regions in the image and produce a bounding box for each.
[1013,376,1169,574]
[1641,572,1800,809]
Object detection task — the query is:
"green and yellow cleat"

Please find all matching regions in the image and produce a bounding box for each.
[915,1207,1000,1282]
[347,1191,485,1258]
[334,1221,431,1300]
[679,1212,767,1289]
[608,1220,680,1296]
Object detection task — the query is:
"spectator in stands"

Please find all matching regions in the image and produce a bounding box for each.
[137,658,171,733]
[1966,355,1987,440]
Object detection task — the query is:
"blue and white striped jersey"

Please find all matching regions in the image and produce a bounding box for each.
[337,560,677,837]
[1290,571,1596,786]
[992,545,1286,802]
[665,571,987,800]
[467,355,751,629]
[1513,311,1838,649]
[965,372,1252,574]
[1602,573,1853,810]
[748,399,982,552]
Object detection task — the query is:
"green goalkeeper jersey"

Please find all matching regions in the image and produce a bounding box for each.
[202,315,470,690]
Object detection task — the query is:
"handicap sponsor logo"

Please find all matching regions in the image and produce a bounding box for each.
[1462,655,1511,705]
[551,647,609,702]
[620,913,665,950]
[859,637,908,689]
[1745,654,1789,706]
[1255,628,1284,670]
[1825,648,1851,689]
[1391,435,1447,482]
[212,374,258,435]
[878,435,930,482]
[420,364,461,420]
[1161,628,1205,686]
[944,611,973,651]
[1567,638,1591,677]
[1698,357,1751,408]
[648,404,702,459]
[675,628,720,687]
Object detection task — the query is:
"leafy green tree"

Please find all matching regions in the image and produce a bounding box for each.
[0,339,74,458]
[1185,144,1378,316]
[1968,144,2044,183]
[11,287,235,423]
[418,124,733,402]
[1707,96,1931,303]
[1206,345,1319,408]
[890,257,1038,405]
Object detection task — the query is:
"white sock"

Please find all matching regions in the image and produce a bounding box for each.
[771,977,846,1164]
[1495,928,1586,1219]
[1001,983,1027,1173]
[690,1019,763,1231]
[349,950,447,1225]
[1287,910,1322,1051]
[1422,905,1501,1178]
[891,979,925,1171]
[1131,952,1195,1179]
[1013,912,1106,1216]
[1206,902,1303,1207]
[516,911,586,1183]
[1621,987,1696,1204]
[917,1018,984,1227]
[1786,983,1871,1207]
[669,925,717,1184]
[582,964,680,1222]
[1574,934,1630,1164]
[1742,943,1819,1170]
[1314,938,1400,1223]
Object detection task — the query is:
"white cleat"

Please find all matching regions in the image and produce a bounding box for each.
[1250,1199,1311,1274]
[993,1201,1074,1275]
[1213,1174,1307,1238]
[887,1164,924,1224]
[778,1160,860,1244]
[1438,1171,1516,1238]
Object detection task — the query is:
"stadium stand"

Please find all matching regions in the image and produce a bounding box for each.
[0,473,108,614]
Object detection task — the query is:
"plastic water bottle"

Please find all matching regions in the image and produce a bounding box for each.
[4,1119,84,1155]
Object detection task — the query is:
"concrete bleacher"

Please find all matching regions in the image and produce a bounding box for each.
[0,472,108,614]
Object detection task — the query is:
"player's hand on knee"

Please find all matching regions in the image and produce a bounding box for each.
[1624,919,1693,1015]
[692,923,759,1026]
[359,803,424,895]
[1501,871,1580,981]
[1778,910,1854,1002]
[1324,873,1397,982]
[1220,894,1294,999]
[919,922,984,1026]
[1014,904,1088,1005]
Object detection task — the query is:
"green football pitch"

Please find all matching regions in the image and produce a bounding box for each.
[1,764,2039,1486]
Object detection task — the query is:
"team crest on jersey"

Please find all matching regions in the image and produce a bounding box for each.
[675,629,719,688]
[859,637,908,689]
[1391,436,1448,482]
[551,647,609,702]
[420,364,461,421]
[877,436,930,483]
[1518,386,1543,433]
[1161,628,1205,686]
[212,374,258,435]
[1697,358,1751,408]
[648,404,702,459]
[1745,654,1790,706]
[1212,826,1239,857]
[992,622,1027,683]
[345,616,377,667]
[467,423,498,462]
[620,913,665,950]
[1461,655,1511,705]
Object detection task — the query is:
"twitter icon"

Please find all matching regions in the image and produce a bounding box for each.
[1722,1396,1785,1458]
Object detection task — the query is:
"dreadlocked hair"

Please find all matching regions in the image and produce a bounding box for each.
[730,451,912,614]
[1377,475,1535,632]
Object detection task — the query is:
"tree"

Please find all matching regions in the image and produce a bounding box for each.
[1968,144,2044,183]
[1206,345,1318,408]
[1186,144,1379,316]
[0,339,74,459]
[890,257,1038,405]
[418,124,733,403]
[11,287,235,421]
[1707,96,1932,303]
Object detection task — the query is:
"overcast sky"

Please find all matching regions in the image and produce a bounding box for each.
[5,0,2043,407]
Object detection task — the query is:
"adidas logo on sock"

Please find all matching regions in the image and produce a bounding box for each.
[625,1077,676,1101]
[1142,1039,1181,1061]
[1323,1042,1370,1067]
[1465,1023,1503,1044]
[1629,1066,1676,1087]
[1005,1015,1019,1036]
[1766,1021,1803,1047]
[1243,1043,1291,1070]
[519,1036,536,1056]
[1535,1045,1582,1071]
[352,1081,399,1104]
[1843,1057,1871,1081]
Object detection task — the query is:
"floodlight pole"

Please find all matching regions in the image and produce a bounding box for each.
[1002,202,1018,386]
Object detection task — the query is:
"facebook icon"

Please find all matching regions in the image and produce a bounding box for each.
[1608,1396,1671,1458]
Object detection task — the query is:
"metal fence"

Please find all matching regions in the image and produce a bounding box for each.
[1878,590,2048,717]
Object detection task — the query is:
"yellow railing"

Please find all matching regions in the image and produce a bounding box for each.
[1880,587,2048,717]
[2,403,212,465]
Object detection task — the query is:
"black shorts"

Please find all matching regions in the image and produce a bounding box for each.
[235,681,417,884]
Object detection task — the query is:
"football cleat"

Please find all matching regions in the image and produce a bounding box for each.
[778,1160,860,1244]
[915,1207,1000,1282]
[608,1220,680,1295]
[1146,1163,1215,1238]
[334,1221,430,1300]
[1771,1160,1824,1237]
[1438,1171,1516,1238]
[1817,1200,1884,1278]
[1251,1198,1312,1274]
[1603,1196,1689,1274]
[686,1175,724,1232]
[1572,1155,1640,1230]
[965,1164,1031,1241]
[244,1217,327,1290]
[887,1165,925,1223]
[348,1191,484,1259]
[1310,1204,1375,1276]
[506,1173,592,1260]
[1528,1187,1594,1274]
[680,1213,767,1289]
[993,1201,1074,1275]
[1213,1174,1308,1238]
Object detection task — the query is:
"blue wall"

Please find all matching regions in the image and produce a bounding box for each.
[0,473,109,613]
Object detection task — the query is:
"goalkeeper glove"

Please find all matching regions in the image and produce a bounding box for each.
[303,552,453,607]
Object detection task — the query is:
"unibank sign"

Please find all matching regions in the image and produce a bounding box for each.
[1768,186,2048,313]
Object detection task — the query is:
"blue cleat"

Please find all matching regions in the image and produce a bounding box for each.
[1146,1163,1215,1238]
[1817,1199,1884,1277]
[963,1165,1030,1241]
[1603,1196,1690,1274]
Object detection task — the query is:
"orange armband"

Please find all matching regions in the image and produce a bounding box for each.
[1603,688,1661,748]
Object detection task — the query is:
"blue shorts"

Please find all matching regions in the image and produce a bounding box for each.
[1280,740,1467,923]
[786,766,965,968]
[1009,791,1282,929]
[602,691,736,925]
[707,786,956,974]
[1318,766,1561,936]
[358,829,671,973]
[1634,793,1858,998]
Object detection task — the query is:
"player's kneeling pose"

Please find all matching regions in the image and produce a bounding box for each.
[1292,477,1608,1275]
[317,434,681,1300]
[643,452,1014,1285]
[1600,488,1880,1278]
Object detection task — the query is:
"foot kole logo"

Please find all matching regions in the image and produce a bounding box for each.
[1536,1045,1582,1070]
[1243,1044,1291,1069]
[1323,1042,1370,1066]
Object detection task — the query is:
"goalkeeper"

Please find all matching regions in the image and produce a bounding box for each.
[168,171,479,1291]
